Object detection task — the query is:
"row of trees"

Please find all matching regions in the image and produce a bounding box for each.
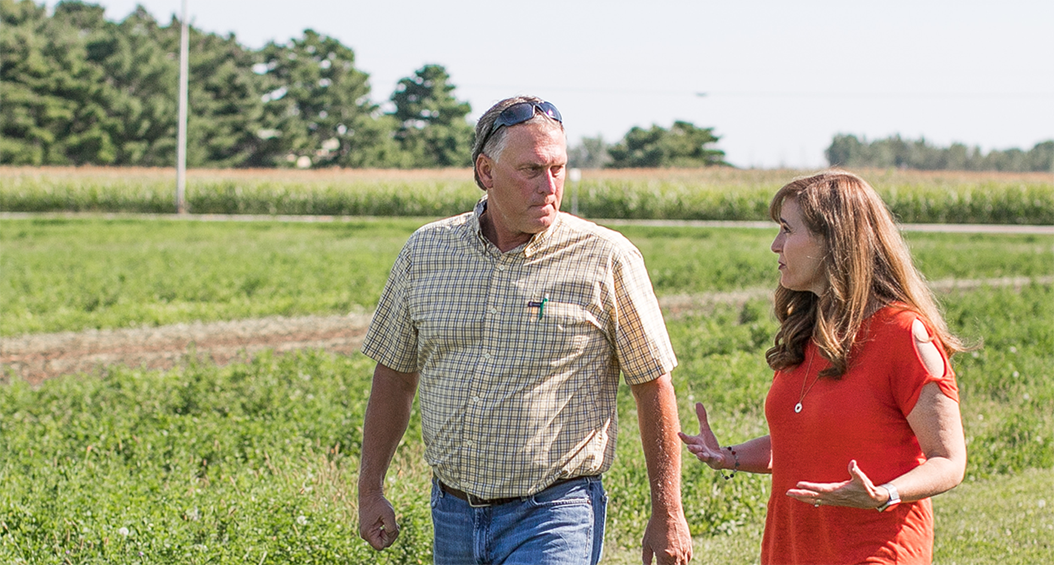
[7,1,1045,171]
[571,122,729,169]
[1,0,728,169]
[826,134,1054,172]
[1,0,476,168]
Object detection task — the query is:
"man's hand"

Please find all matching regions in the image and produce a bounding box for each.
[642,513,693,564]
[358,491,400,550]
[358,363,418,551]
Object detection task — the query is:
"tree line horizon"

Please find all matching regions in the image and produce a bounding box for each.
[3,0,1051,172]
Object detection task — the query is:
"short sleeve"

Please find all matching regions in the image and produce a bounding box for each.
[361,241,419,372]
[609,244,677,385]
[884,311,959,416]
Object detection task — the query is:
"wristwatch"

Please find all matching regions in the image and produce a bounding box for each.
[876,483,900,512]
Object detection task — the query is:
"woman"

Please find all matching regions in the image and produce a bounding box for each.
[680,170,968,564]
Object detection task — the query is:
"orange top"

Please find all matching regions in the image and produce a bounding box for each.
[761,306,959,565]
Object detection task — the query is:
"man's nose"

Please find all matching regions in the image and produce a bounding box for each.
[538,171,558,194]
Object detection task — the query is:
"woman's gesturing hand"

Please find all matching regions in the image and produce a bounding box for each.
[786,459,889,509]
[678,402,733,471]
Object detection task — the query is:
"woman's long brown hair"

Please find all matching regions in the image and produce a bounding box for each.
[765,170,968,377]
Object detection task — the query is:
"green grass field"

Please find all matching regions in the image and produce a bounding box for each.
[1,217,1051,337]
[1,214,1052,563]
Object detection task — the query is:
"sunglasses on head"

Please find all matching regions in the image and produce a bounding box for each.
[489,101,563,133]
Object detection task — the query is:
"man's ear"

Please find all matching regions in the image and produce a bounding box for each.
[476,154,495,190]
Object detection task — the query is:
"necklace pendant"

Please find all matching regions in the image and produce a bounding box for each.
[794,402,803,413]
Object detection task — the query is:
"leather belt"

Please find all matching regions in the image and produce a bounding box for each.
[437,476,589,508]
[437,481,522,508]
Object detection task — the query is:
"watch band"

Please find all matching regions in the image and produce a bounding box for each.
[876,483,900,512]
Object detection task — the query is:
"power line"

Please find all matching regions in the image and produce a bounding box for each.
[460,85,1054,100]
[700,92,1054,99]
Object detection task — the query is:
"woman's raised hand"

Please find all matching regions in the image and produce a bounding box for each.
[678,402,732,470]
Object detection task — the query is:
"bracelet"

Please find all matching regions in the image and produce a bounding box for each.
[721,446,740,480]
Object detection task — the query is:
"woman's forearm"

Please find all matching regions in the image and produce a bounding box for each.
[725,435,773,475]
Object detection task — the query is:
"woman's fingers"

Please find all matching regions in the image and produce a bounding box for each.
[695,402,711,435]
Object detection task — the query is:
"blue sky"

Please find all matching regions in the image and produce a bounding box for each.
[51,0,1054,169]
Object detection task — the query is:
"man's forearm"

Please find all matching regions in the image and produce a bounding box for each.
[632,373,693,564]
[632,374,685,514]
[358,363,419,495]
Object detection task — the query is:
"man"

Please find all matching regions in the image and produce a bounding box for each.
[357,95,692,564]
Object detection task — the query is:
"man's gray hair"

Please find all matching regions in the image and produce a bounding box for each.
[471,96,563,190]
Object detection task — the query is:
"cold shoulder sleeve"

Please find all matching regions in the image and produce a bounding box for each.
[875,308,959,416]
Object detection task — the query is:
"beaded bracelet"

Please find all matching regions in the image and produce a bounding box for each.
[721,446,740,480]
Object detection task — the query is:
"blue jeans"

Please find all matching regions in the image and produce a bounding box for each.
[430,476,607,565]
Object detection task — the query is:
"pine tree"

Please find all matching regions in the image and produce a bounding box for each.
[390,64,473,167]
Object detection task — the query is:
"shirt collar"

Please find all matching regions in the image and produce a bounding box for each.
[468,195,563,258]
[467,196,490,254]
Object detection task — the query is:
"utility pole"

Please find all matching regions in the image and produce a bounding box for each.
[175,0,189,214]
[569,168,582,216]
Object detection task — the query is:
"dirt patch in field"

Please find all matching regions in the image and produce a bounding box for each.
[2,275,1048,385]
[0,288,758,381]
[1,313,373,385]
[2,290,766,384]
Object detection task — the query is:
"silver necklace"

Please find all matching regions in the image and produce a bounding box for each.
[794,351,819,414]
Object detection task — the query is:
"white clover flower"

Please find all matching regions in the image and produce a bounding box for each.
[118,527,130,537]
[296,515,308,526]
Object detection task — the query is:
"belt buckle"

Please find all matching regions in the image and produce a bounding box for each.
[465,493,491,508]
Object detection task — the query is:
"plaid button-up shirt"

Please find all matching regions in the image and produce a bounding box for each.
[361,197,677,499]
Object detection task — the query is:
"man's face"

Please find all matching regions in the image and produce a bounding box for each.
[477,121,567,250]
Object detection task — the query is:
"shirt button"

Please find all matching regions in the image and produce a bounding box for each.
[497,265,505,272]
[482,353,491,360]
[489,307,498,314]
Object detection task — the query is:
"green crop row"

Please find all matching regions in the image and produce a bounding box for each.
[2,167,1052,224]
[0,168,483,218]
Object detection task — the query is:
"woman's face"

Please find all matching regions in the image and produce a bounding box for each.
[771,196,828,295]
